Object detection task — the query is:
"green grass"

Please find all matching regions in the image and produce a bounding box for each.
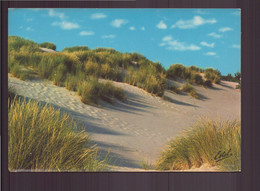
[140,160,154,170]
[8,63,34,81]
[8,98,109,171]
[204,68,221,84]
[156,118,241,171]
[167,84,180,94]
[204,80,213,88]
[78,78,126,104]
[39,42,56,51]
[181,83,199,99]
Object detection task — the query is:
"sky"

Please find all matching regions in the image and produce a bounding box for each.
[9,8,241,75]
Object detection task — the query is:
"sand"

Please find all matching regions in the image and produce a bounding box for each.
[8,76,240,171]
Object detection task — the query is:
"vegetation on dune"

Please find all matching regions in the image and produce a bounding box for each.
[221,72,241,83]
[221,72,241,90]
[8,98,109,171]
[166,64,221,87]
[78,78,126,104]
[62,46,89,53]
[156,119,241,171]
[8,36,40,53]
[39,42,56,51]
[181,83,199,99]
[8,36,229,102]
[167,84,180,94]
[204,68,221,84]
[8,36,165,100]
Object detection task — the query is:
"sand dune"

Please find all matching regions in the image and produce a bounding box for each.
[8,76,240,170]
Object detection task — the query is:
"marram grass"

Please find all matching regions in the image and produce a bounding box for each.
[8,98,109,171]
[156,118,241,171]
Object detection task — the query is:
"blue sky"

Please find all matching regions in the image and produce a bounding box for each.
[9,8,241,75]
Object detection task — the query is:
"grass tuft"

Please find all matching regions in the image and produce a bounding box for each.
[181,83,199,99]
[156,118,241,171]
[8,98,109,171]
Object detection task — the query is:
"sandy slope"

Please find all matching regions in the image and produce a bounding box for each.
[8,76,240,170]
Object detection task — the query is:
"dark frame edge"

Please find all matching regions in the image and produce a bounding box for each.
[1,1,9,191]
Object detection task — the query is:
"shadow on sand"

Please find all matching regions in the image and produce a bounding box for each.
[92,141,141,169]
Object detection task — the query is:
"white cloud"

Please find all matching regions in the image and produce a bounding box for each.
[91,13,107,19]
[52,21,80,30]
[219,27,233,32]
[162,35,173,42]
[171,16,216,29]
[232,44,241,48]
[102,34,115,39]
[129,26,135,31]
[26,27,34,31]
[159,42,167,47]
[200,41,215,48]
[48,9,65,19]
[79,31,94,36]
[111,19,128,28]
[204,52,216,56]
[156,20,167,29]
[208,32,222,38]
[141,27,145,31]
[160,36,200,51]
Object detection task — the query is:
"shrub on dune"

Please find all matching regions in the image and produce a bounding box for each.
[156,119,241,171]
[52,64,67,86]
[84,61,100,77]
[190,72,204,85]
[166,64,186,80]
[167,84,180,94]
[181,82,193,93]
[8,98,109,171]
[78,78,126,104]
[101,81,127,101]
[65,74,79,91]
[204,80,213,88]
[78,78,101,104]
[8,36,40,53]
[204,68,221,84]
[39,42,56,51]
[181,83,199,99]
[62,46,89,53]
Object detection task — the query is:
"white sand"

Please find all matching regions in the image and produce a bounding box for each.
[8,76,240,171]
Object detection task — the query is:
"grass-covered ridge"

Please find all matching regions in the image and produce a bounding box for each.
[8,97,109,171]
[156,118,241,171]
[8,36,236,101]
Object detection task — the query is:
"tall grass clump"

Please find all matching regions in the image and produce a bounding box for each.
[65,74,80,91]
[101,81,127,101]
[39,42,56,51]
[62,46,89,53]
[8,98,109,171]
[78,78,102,104]
[181,83,199,99]
[125,64,166,97]
[204,68,221,84]
[204,80,213,88]
[167,84,180,94]
[78,78,126,104]
[8,36,40,53]
[156,119,241,171]
[166,64,205,86]
[166,64,187,80]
